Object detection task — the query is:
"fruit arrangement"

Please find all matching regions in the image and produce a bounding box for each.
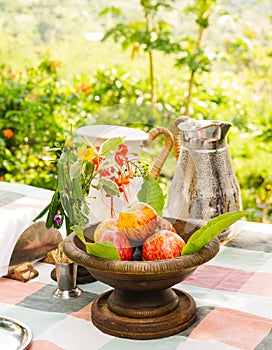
[93,202,185,261]
[73,203,246,262]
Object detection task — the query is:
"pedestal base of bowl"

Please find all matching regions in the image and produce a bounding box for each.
[63,225,220,340]
[92,288,196,340]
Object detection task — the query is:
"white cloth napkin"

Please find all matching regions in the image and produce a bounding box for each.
[0,182,54,276]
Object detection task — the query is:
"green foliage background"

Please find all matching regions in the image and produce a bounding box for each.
[0,0,271,222]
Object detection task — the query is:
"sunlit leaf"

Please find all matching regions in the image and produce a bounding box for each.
[100,137,124,156]
[137,174,164,215]
[182,211,247,255]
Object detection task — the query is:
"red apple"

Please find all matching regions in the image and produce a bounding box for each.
[142,230,186,261]
[118,202,158,245]
[156,217,176,233]
[96,229,133,261]
[93,218,119,241]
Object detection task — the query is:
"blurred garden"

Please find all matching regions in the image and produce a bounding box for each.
[0,0,271,222]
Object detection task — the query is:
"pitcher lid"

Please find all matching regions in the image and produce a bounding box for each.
[178,118,232,141]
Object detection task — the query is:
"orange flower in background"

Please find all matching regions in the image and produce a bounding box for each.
[131,42,140,59]
[76,82,91,94]
[29,92,36,101]
[9,70,16,79]
[50,60,61,73]
[3,129,14,139]
[65,139,75,148]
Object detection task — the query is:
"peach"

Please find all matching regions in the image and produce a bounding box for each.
[118,202,158,246]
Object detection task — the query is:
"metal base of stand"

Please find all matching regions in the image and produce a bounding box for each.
[53,286,83,299]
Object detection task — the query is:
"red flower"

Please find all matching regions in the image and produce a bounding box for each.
[114,173,131,191]
[99,168,111,177]
[113,173,130,203]
[114,144,128,167]
[85,146,104,171]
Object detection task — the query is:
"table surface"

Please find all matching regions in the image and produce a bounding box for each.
[0,183,272,350]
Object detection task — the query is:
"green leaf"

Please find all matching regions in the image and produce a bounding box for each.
[60,193,74,223]
[85,161,95,177]
[137,174,165,215]
[71,225,86,243]
[100,177,120,196]
[58,164,65,192]
[181,211,247,255]
[45,190,61,229]
[72,200,89,227]
[98,6,122,17]
[100,137,124,157]
[58,152,67,164]
[85,241,120,260]
[65,215,72,235]
[72,225,120,259]
[72,178,84,200]
[70,160,82,178]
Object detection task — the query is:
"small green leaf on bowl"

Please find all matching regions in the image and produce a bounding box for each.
[181,211,247,256]
[85,241,120,260]
[71,225,120,260]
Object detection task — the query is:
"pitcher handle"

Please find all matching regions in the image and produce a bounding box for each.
[172,116,190,160]
[145,127,174,180]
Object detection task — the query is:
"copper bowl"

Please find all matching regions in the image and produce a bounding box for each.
[63,218,220,340]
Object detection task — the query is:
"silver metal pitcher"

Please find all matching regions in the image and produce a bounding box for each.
[167,117,242,225]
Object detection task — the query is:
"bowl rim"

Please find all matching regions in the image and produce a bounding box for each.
[64,232,220,275]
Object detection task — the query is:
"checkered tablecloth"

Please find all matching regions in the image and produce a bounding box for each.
[0,220,271,350]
